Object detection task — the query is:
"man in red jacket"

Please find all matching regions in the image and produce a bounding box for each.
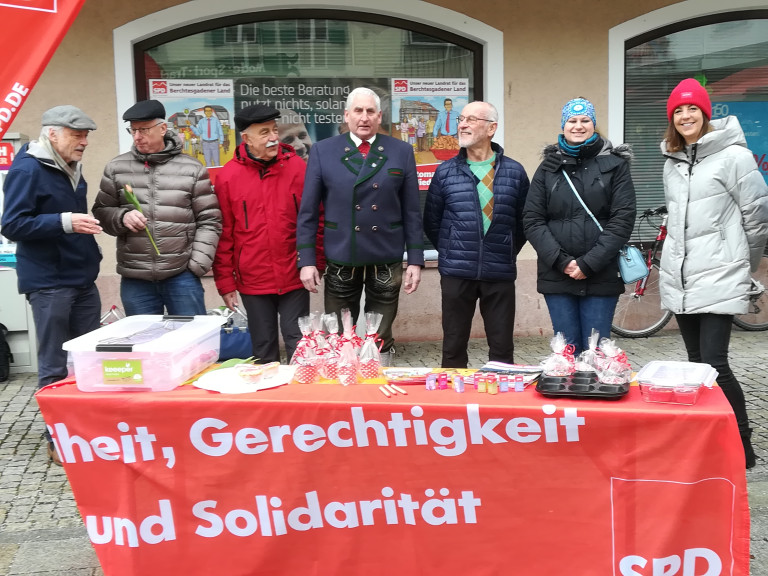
[213,105,322,363]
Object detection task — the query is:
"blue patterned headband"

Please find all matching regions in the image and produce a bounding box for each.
[561,98,596,129]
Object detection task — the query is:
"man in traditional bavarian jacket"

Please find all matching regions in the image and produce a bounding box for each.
[297,87,424,362]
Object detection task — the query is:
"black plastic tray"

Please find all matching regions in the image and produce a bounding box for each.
[535,372,628,400]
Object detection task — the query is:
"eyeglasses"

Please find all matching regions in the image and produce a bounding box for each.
[457,115,496,124]
[126,121,164,136]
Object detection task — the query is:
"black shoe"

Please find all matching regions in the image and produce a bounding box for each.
[741,429,757,469]
[47,441,62,466]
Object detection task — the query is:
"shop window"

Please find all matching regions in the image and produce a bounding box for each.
[223,24,258,45]
[625,13,768,240]
[134,11,481,252]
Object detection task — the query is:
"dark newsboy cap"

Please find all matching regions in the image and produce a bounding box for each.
[235,104,281,132]
[41,105,97,130]
[123,99,166,122]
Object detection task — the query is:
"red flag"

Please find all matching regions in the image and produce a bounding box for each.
[0,0,86,139]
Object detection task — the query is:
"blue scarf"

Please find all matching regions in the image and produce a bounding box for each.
[558,133,599,157]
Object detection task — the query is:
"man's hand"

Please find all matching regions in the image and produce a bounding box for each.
[122,209,148,233]
[565,259,586,280]
[300,266,322,293]
[222,291,238,311]
[71,214,102,235]
[403,265,421,294]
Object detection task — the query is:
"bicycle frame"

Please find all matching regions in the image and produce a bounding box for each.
[632,213,668,296]
[614,203,768,336]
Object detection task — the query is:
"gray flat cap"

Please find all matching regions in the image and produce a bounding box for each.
[41,105,97,130]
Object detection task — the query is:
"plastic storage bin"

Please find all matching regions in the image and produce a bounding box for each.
[63,315,224,392]
[635,361,717,406]
[638,381,702,405]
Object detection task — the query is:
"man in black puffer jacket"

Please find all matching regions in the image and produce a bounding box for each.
[423,101,529,368]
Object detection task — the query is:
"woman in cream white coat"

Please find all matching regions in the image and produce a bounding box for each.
[660,78,768,468]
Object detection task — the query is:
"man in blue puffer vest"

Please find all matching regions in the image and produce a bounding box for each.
[423,101,529,368]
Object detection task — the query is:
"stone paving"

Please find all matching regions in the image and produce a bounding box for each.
[0,330,766,575]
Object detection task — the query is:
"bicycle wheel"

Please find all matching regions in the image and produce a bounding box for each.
[733,253,768,331]
[611,259,673,337]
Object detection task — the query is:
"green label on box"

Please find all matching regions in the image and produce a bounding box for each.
[102,359,145,385]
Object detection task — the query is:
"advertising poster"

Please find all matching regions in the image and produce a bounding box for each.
[234,77,391,161]
[391,78,469,190]
[148,79,236,170]
[715,101,768,184]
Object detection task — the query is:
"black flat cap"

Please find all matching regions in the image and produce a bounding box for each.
[235,104,281,132]
[123,100,166,122]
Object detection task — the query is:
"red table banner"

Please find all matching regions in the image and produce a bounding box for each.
[36,381,750,576]
[0,0,85,139]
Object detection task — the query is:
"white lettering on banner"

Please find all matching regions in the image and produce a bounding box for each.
[86,499,176,548]
[48,422,177,468]
[0,82,30,132]
[619,549,722,576]
[193,487,482,539]
[189,404,586,458]
[82,489,482,546]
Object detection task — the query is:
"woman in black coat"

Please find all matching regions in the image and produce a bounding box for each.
[523,98,636,353]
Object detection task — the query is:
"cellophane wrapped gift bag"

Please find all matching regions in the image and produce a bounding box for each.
[337,340,360,386]
[575,330,603,374]
[319,312,341,380]
[340,308,363,353]
[337,308,362,386]
[290,314,320,384]
[541,332,576,377]
[597,337,632,385]
[358,311,383,379]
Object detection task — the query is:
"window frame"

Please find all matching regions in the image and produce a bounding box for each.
[132,10,483,101]
[608,0,768,143]
[608,1,768,237]
[114,0,503,155]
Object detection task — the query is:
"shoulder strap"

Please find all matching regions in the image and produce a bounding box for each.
[562,171,603,233]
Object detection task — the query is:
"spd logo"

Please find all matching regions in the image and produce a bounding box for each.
[612,478,738,576]
[151,80,168,95]
[0,0,57,12]
[393,79,408,93]
[620,548,722,576]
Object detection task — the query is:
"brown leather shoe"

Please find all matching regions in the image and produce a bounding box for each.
[47,441,62,466]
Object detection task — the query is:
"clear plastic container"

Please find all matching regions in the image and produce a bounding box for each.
[639,382,702,405]
[635,361,716,405]
[63,315,224,392]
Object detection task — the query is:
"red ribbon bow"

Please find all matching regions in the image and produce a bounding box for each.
[560,343,576,364]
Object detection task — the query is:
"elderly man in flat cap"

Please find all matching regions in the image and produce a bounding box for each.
[93,99,221,316]
[212,104,323,363]
[2,105,103,464]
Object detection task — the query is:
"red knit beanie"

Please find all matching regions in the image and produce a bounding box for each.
[667,78,712,121]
